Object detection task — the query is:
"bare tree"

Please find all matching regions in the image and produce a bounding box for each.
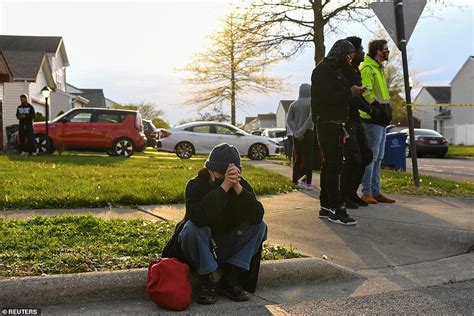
[250,0,372,65]
[249,0,458,66]
[182,10,283,125]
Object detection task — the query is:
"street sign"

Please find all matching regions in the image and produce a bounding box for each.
[369,0,426,48]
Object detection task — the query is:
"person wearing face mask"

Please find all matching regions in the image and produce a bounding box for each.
[339,36,375,209]
[359,39,396,204]
[162,143,267,305]
[311,39,366,226]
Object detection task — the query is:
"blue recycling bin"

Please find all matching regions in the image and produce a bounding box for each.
[382,132,407,171]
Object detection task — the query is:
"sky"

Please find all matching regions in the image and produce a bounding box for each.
[0,0,472,126]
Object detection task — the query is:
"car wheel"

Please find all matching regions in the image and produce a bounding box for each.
[35,135,53,155]
[175,142,194,159]
[113,138,135,157]
[405,145,410,158]
[248,143,268,160]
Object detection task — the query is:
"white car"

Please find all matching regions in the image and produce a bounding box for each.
[157,121,282,160]
[261,127,287,143]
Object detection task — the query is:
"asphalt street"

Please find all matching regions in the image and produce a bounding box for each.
[406,157,474,182]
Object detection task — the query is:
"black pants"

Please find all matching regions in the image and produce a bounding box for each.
[317,122,345,208]
[341,122,373,200]
[286,135,294,162]
[18,123,35,154]
[292,130,314,184]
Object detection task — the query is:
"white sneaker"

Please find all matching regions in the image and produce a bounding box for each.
[20,151,28,156]
[297,180,307,189]
[32,152,38,156]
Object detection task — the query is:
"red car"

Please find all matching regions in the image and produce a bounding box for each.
[29,108,146,157]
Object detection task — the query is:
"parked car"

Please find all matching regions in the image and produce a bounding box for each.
[15,108,146,157]
[142,119,158,148]
[261,127,287,143]
[400,128,448,158]
[157,121,282,160]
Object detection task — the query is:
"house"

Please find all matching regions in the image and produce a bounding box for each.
[257,113,276,129]
[276,100,294,128]
[413,56,474,144]
[0,35,83,149]
[243,116,258,131]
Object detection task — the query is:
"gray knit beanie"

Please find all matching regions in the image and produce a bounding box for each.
[205,143,241,175]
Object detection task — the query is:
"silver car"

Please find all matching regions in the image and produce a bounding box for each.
[157,121,282,160]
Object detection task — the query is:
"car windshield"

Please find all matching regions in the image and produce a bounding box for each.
[401,129,442,137]
[415,130,442,137]
[52,110,71,122]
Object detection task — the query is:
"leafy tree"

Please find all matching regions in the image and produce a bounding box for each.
[113,102,169,128]
[152,118,170,129]
[182,9,283,125]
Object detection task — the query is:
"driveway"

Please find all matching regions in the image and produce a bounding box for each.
[406,157,474,182]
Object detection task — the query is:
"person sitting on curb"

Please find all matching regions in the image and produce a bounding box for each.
[162,143,267,305]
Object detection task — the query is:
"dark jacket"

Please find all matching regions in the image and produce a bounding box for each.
[162,169,265,293]
[16,103,36,124]
[340,65,375,124]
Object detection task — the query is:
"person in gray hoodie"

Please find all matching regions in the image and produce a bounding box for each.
[286,83,314,189]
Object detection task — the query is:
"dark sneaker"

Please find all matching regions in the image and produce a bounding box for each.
[197,274,218,305]
[319,206,332,218]
[352,195,369,206]
[328,207,357,226]
[344,199,359,209]
[218,265,250,302]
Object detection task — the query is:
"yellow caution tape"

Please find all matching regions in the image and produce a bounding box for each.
[413,104,474,107]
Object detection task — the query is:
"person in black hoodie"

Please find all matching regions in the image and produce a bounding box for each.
[340,36,375,209]
[311,39,366,226]
[162,143,267,305]
[16,94,36,155]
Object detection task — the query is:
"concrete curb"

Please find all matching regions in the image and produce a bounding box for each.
[0,258,362,306]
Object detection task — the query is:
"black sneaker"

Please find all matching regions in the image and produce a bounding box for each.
[352,195,369,207]
[344,199,359,209]
[197,273,218,305]
[328,207,357,226]
[218,264,249,302]
[319,206,332,218]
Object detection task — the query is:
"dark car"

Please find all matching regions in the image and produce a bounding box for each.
[401,128,448,158]
[15,108,146,157]
[142,119,158,148]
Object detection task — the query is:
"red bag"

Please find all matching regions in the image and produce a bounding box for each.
[147,258,192,311]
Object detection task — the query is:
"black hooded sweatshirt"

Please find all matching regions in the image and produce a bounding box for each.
[311,40,355,124]
[16,102,36,124]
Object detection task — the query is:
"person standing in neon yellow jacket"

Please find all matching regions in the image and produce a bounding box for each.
[359,39,396,204]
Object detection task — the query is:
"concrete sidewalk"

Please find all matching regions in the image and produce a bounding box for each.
[1,160,473,313]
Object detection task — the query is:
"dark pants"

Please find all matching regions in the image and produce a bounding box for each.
[292,130,314,184]
[18,123,35,154]
[286,135,294,162]
[317,122,345,208]
[341,122,373,200]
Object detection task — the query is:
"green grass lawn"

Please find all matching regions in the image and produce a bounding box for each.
[381,170,474,198]
[447,145,474,158]
[0,151,293,210]
[0,215,302,277]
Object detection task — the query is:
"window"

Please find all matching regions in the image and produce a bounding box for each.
[69,112,92,123]
[96,112,126,123]
[215,125,236,135]
[191,125,211,133]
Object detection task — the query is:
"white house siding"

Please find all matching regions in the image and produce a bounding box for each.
[276,104,286,128]
[29,68,49,106]
[413,89,438,130]
[2,82,26,146]
[49,53,67,92]
[0,84,3,100]
[50,92,71,118]
[451,58,474,104]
